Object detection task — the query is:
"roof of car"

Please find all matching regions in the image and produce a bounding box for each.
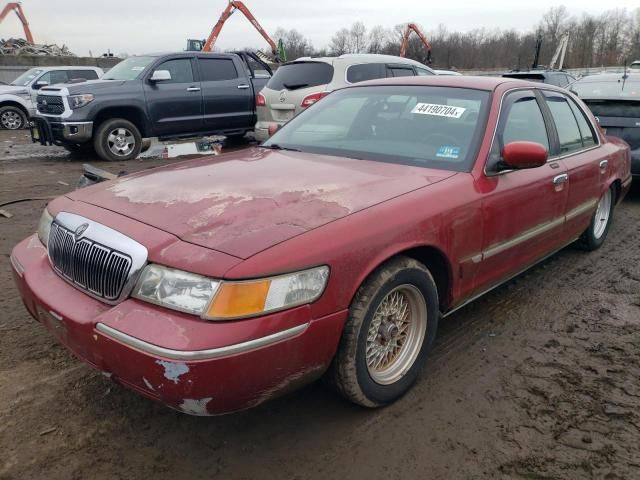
[575,72,640,83]
[349,75,536,91]
[291,53,431,68]
[30,66,102,71]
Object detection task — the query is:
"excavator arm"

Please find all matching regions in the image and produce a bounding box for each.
[0,2,34,43]
[399,23,431,63]
[203,1,277,57]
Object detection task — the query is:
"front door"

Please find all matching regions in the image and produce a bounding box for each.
[474,89,569,290]
[144,57,203,136]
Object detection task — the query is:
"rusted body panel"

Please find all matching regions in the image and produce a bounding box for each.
[11,76,632,415]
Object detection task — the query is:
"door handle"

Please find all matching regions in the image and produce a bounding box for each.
[553,173,569,185]
[237,84,250,89]
[599,159,609,170]
[186,87,201,92]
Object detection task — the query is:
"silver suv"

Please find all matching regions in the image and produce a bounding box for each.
[254,54,434,142]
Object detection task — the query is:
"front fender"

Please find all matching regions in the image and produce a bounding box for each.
[0,94,33,116]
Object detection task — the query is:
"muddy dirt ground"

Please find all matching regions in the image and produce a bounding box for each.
[1,129,640,479]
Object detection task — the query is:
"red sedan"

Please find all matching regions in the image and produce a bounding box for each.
[11,76,632,415]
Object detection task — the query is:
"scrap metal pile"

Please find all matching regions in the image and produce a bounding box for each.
[0,37,75,56]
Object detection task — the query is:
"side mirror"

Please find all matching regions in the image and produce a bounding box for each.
[33,80,49,90]
[501,141,548,169]
[150,70,171,82]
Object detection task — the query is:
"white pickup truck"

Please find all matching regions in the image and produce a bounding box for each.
[0,66,103,130]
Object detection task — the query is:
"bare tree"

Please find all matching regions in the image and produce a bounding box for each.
[368,25,387,54]
[330,28,350,55]
[349,22,367,53]
[274,27,312,60]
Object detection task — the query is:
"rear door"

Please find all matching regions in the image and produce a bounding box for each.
[197,56,253,132]
[476,89,569,289]
[143,57,203,136]
[541,90,603,238]
[260,61,334,122]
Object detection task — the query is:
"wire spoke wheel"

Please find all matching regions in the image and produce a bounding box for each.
[593,188,612,240]
[366,284,427,385]
[107,127,135,156]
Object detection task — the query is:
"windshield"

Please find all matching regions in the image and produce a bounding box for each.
[103,56,155,80]
[264,85,490,171]
[572,77,640,98]
[10,68,43,86]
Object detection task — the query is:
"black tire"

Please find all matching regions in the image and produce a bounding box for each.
[0,105,28,130]
[326,256,439,407]
[93,118,142,161]
[578,184,615,251]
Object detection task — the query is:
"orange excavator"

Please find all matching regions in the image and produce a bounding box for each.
[0,2,34,43]
[195,1,284,62]
[399,23,432,65]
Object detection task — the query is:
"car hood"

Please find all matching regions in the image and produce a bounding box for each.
[67,148,456,259]
[47,79,127,94]
[0,85,29,96]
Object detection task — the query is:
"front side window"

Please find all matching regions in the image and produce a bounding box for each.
[154,59,194,84]
[198,58,238,81]
[488,90,549,170]
[70,70,99,81]
[264,85,490,172]
[544,92,583,154]
[39,70,70,85]
[416,67,434,76]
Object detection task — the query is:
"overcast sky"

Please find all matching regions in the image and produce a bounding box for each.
[1,0,638,56]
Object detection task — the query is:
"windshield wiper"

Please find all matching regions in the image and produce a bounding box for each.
[283,82,309,90]
[259,144,301,152]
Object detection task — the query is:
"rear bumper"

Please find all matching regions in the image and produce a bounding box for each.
[631,148,640,176]
[31,116,93,145]
[254,120,287,143]
[11,234,346,415]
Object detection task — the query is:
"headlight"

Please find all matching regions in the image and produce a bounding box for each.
[133,265,219,316]
[37,208,53,247]
[132,264,329,320]
[204,265,329,320]
[68,94,94,109]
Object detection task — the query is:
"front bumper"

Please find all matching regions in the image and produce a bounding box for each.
[31,116,93,145]
[11,235,346,415]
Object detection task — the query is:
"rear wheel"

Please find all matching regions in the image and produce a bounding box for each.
[327,256,439,407]
[93,118,142,161]
[0,105,27,130]
[579,185,615,251]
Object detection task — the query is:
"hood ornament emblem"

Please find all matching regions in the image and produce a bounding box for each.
[74,223,89,240]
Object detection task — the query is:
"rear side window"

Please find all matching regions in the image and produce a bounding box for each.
[387,66,415,77]
[567,98,596,147]
[416,67,434,76]
[155,59,194,83]
[346,63,385,83]
[543,93,583,153]
[266,62,333,90]
[199,58,238,81]
[70,70,98,80]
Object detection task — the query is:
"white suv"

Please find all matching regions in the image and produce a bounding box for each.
[254,54,434,142]
[0,66,103,130]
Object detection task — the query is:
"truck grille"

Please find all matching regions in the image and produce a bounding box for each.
[48,222,132,301]
[37,95,65,115]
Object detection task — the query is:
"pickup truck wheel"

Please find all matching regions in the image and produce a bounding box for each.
[94,119,142,161]
[0,106,27,130]
[579,185,615,251]
[326,256,439,407]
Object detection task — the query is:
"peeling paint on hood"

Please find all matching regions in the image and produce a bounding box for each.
[68,148,456,258]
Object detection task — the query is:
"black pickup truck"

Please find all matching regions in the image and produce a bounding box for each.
[31,51,272,161]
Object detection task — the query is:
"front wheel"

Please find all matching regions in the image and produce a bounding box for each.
[579,185,615,251]
[93,118,142,161]
[326,256,439,407]
[0,105,27,130]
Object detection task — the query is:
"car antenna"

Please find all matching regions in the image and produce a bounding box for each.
[621,58,628,92]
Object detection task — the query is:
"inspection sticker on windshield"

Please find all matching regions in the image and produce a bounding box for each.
[436,146,460,159]
[411,103,465,118]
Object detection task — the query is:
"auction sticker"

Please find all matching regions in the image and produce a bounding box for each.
[411,103,465,118]
[436,146,461,159]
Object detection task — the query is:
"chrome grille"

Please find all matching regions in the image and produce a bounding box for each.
[37,95,65,115]
[48,222,132,301]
